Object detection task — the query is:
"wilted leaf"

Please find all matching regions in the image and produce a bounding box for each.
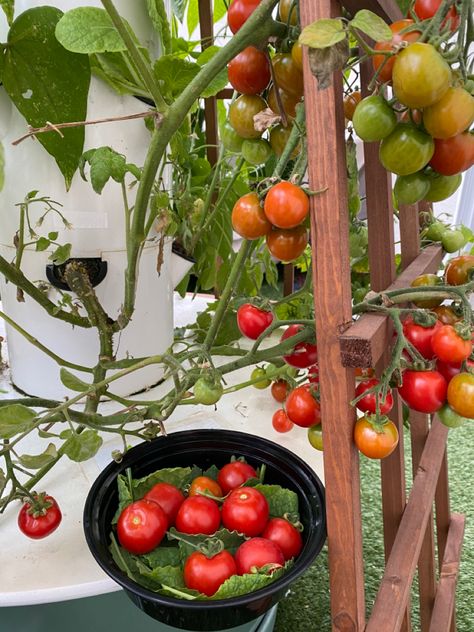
[350,10,392,42]
[253,108,282,132]
[49,243,71,265]
[299,18,346,49]
[308,39,350,90]
[17,443,57,469]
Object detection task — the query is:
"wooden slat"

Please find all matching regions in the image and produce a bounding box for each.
[198,0,219,166]
[339,245,444,367]
[342,0,403,21]
[366,419,449,632]
[300,0,366,629]
[429,513,465,632]
[399,205,421,270]
[283,263,294,296]
[216,88,234,100]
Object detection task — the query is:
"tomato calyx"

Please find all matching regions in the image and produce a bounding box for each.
[283,512,304,532]
[22,491,55,518]
[363,413,392,434]
[453,321,472,341]
[411,310,438,328]
[249,562,284,575]
[197,537,226,559]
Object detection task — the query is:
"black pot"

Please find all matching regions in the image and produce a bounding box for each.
[83,429,326,631]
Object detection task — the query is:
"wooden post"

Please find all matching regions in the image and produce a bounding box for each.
[198,0,219,166]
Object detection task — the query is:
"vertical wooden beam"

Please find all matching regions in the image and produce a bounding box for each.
[300,1,365,629]
[399,204,421,269]
[283,264,294,295]
[198,0,219,165]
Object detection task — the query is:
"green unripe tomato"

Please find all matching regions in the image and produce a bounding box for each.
[193,377,224,405]
[394,172,431,206]
[438,403,466,428]
[441,229,467,253]
[425,221,448,242]
[251,367,271,389]
[190,156,212,186]
[423,173,462,203]
[379,124,434,176]
[352,95,397,142]
[220,120,244,153]
[307,424,323,451]
[241,139,272,165]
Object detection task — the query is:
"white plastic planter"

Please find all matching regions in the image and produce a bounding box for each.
[0,0,192,399]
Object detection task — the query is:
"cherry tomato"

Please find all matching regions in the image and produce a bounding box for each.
[241,139,272,165]
[268,85,301,119]
[447,372,474,419]
[402,316,442,359]
[354,417,399,459]
[184,550,237,596]
[232,192,272,240]
[379,124,434,175]
[398,369,447,414]
[394,172,431,206]
[281,324,317,368]
[352,95,397,142]
[266,226,308,262]
[343,91,361,121]
[414,0,460,32]
[286,385,321,427]
[279,0,298,25]
[235,537,285,574]
[272,408,294,432]
[143,482,184,526]
[228,46,271,95]
[410,273,443,308]
[262,517,303,560]
[264,181,309,229]
[175,496,221,535]
[251,367,271,389]
[430,133,474,176]
[432,305,461,326]
[436,359,474,383]
[291,41,303,71]
[271,379,290,403]
[269,124,300,158]
[237,303,273,339]
[425,220,448,242]
[423,87,474,140]
[227,0,261,33]
[445,255,474,285]
[272,53,304,98]
[229,94,267,139]
[392,43,451,109]
[18,494,62,540]
[189,476,223,499]
[431,325,472,363]
[307,423,323,451]
[222,487,269,536]
[437,403,466,428]
[372,20,420,83]
[117,499,167,554]
[220,120,244,153]
[307,364,319,384]
[424,174,462,204]
[193,377,223,405]
[217,461,257,494]
[355,378,394,415]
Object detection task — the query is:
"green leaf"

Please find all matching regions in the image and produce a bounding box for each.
[186,0,199,35]
[55,7,130,54]
[0,404,37,439]
[154,55,200,99]
[350,10,393,42]
[142,546,182,568]
[136,560,185,589]
[171,0,188,22]
[48,231,59,241]
[254,484,299,517]
[131,465,202,499]
[196,47,228,98]
[59,368,90,392]
[112,474,133,523]
[4,7,90,188]
[459,224,474,243]
[168,527,247,558]
[214,0,227,23]
[61,429,103,462]
[210,562,292,600]
[35,237,50,252]
[80,146,128,194]
[17,443,57,469]
[49,243,71,265]
[299,18,346,49]
[396,0,412,16]
[0,0,14,25]
[146,0,172,54]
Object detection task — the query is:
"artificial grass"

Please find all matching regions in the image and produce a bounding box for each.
[274,422,473,631]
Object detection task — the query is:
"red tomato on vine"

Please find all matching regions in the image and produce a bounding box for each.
[228,46,270,95]
[285,385,321,427]
[355,378,394,415]
[402,316,442,360]
[414,0,460,32]
[18,493,62,540]
[372,20,420,83]
[227,0,261,33]
[266,226,308,262]
[281,324,317,368]
[232,192,272,240]
[263,181,309,229]
[398,370,447,414]
[271,380,290,403]
[272,408,294,432]
[237,303,273,340]
[431,325,472,363]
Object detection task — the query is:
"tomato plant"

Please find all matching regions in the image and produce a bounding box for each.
[217,461,257,494]
[232,192,272,240]
[189,476,223,499]
[402,316,442,359]
[221,486,269,536]
[184,550,237,596]
[117,499,167,554]
[193,377,223,405]
[281,324,317,368]
[271,379,290,402]
[266,226,308,261]
[228,46,271,95]
[430,133,474,176]
[264,181,309,229]
[227,0,261,33]
[423,87,474,140]
[144,482,184,526]
[398,370,447,414]
[251,367,271,389]
[286,385,321,427]
[372,19,420,83]
[352,95,396,142]
[354,417,399,459]
[379,124,434,175]
[445,255,474,285]
[262,517,303,560]
[237,303,273,339]
[235,537,285,574]
[272,408,294,432]
[272,53,304,98]
[229,94,266,139]
[414,0,460,31]
[307,423,323,451]
[447,372,474,419]
[18,493,62,540]
[355,378,393,415]
[431,325,472,363]
[175,496,221,535]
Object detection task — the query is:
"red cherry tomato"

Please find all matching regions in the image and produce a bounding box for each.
[183,550,237,596]
[117,499,167,554]
[398,370,447,414]
[429,133,474,176]
[228,0,261,33]
[431,325,472,363]
[436,358,474,383]
[175,496,221,535]
[414,0,460,32]
[355,378,394,415]
[266,226,308,262]
[237,304,273,340]
[402,316,442,359]
[235,537,285,574]
[263,181,309,229]
[262,517,303,560]
[307,365,319,385]
[232,192,272,240]
[285,385,321,428]
[143,482,184,526]
[18,494,62,540]
[271,379,290,403]
[272,408,294,433]
[228,46,270,95]
[222,487,269,536]
[281,324,317,368]
[217,461,257,494]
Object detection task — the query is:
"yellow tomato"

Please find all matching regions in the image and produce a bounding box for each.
[423,87,474,139]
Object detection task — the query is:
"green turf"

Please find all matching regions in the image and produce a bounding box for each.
[274,422,473,631]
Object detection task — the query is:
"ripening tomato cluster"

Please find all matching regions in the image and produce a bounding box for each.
[115,461,303,597]
[232,181,310,261]
[351,13,474,208]
[221,0,305,167]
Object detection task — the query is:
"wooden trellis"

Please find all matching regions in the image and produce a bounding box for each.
[199,0,465,629]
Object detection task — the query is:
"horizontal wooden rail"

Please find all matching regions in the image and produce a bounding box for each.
[216,88,234,100]
[339,244,444,367]
[429,513,465,632]
[366,418,449,632]
[343,0,402,21]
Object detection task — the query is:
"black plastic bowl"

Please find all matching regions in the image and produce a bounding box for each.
[83,429,326,631]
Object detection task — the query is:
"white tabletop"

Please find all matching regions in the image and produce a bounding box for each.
[0,293,324,606]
